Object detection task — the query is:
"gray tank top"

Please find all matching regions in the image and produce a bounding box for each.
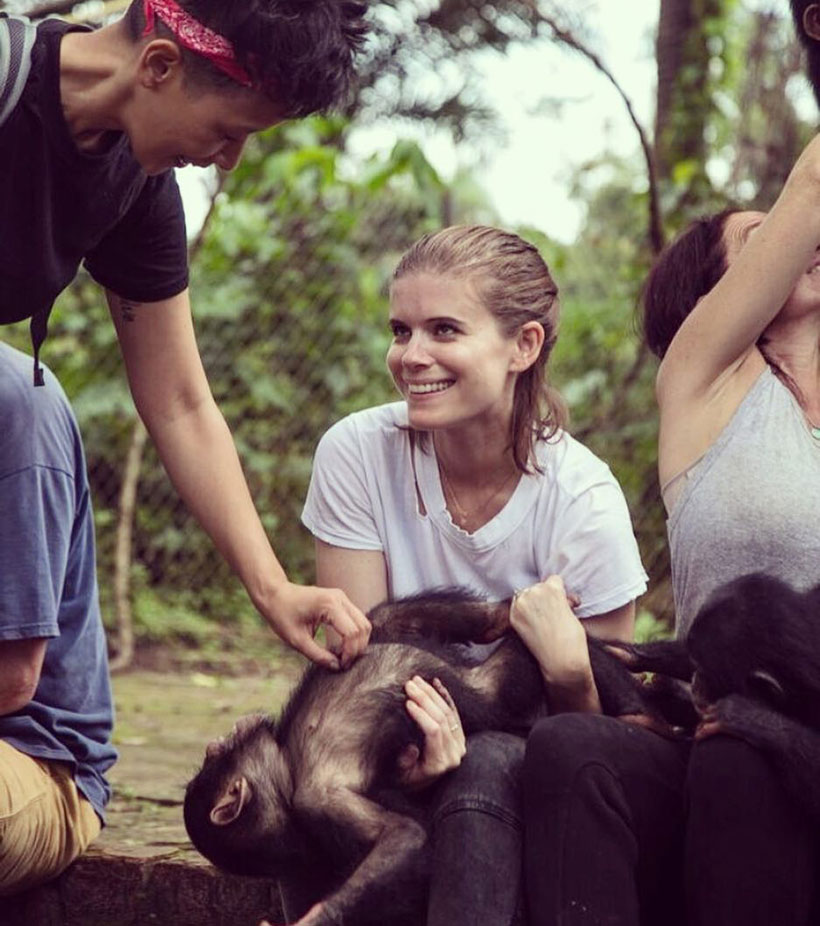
[668,366,820,637]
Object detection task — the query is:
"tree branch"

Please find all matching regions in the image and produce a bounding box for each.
[524,3,664,256]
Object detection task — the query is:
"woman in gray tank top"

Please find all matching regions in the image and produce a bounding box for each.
[640,133,820,925]
[522,136,820,926]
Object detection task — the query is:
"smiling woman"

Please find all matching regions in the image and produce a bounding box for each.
[294,224,648,926]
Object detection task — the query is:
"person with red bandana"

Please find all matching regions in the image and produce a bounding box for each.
[0,0,371,894]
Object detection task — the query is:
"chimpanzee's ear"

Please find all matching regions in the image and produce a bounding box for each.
[210,776,253,825]
[747,669,786,707]
[804,5,820,42]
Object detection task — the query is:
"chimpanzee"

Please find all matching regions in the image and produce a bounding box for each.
[619,572,820,820]
[183,588,674,926]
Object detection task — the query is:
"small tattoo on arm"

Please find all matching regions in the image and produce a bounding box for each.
[121,299,141,323]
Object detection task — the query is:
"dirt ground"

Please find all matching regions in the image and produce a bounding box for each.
[99,650,305,860]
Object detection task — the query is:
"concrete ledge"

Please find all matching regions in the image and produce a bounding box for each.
[5,847,284,926]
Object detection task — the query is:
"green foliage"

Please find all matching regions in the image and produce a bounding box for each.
[635,608,671,644]
[29,0,811,647]
[42,116,465,634]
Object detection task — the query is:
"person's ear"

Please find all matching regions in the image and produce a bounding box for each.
[804,4,820,41]
[138,39,183,89]
[510,322,545,372]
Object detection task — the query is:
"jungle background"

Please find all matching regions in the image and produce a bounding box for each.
[1,0,811,670]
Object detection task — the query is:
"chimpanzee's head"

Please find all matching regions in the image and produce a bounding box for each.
[184,713,303,875]
[687,573,820,727]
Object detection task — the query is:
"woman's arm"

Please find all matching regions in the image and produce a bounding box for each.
[511,577,635,714]
[657,135,820,480]
[660,134,820,401]
[314,540,389,614]
[107,288,370,668]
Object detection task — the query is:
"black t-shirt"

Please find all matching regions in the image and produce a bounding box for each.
[0,18,189,326]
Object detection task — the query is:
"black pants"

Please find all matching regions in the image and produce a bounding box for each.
[685,735,818,926]
[522,715,818,926]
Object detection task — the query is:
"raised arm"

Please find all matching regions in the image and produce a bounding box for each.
[107,287,370,668]
[656,134,820,480]
[661,134,820,397]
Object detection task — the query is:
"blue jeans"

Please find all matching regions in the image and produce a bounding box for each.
[427,731,526,926]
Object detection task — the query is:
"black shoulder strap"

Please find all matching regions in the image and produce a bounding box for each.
[0,14,37,127]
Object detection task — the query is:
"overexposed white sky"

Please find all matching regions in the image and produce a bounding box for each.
[179,0,794,243]
[178,1,660,243]
[367,0,662,242]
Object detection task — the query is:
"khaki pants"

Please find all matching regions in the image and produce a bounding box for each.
[0,740,101,896]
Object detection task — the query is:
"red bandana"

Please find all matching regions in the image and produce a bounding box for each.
[142,0,253,88]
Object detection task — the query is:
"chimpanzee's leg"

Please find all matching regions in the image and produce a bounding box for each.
[686,735,819,926]
[522,713,688,926]
[427,731,527,926]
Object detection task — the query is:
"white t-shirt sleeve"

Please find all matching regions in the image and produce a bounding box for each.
[301,416,384,551]
[548,465,648,618]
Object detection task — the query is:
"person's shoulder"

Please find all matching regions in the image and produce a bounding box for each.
[0,343,66,408]
[322,401,408,444]
[0,343,79,472]
[534,430,618,494]
[30,16,86,62]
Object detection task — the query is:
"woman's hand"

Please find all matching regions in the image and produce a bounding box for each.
[511,575,601,713]
[397,676,466,788]
[262,582,372,670]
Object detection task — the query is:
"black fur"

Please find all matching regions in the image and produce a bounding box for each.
[625,573,820,819]
[184,588,666,926]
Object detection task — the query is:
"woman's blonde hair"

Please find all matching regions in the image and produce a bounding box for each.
[392,225,567,472]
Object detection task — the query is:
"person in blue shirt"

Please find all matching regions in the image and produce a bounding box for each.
[0,342,117,894]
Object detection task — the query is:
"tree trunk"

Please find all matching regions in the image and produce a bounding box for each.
[654,0,725,201]
[109,419,148,673]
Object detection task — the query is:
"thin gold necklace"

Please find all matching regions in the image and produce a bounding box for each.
[437,454,518,531]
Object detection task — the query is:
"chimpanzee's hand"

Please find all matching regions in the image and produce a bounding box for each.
[398,677,466,788]
[260,582,371,670]
[695,693,771,742]
[603,641,640,668]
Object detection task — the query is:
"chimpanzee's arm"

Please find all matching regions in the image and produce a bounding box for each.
[708,694,820,820]
[287,784,429,926]
[607,639,693,680]
[587,640,655,717]
[369,590,509,645]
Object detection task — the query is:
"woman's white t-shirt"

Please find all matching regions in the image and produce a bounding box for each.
[302,402,647,617]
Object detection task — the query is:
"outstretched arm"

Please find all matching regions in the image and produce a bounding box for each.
[657,134,820,483]
[107,288,370,668]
